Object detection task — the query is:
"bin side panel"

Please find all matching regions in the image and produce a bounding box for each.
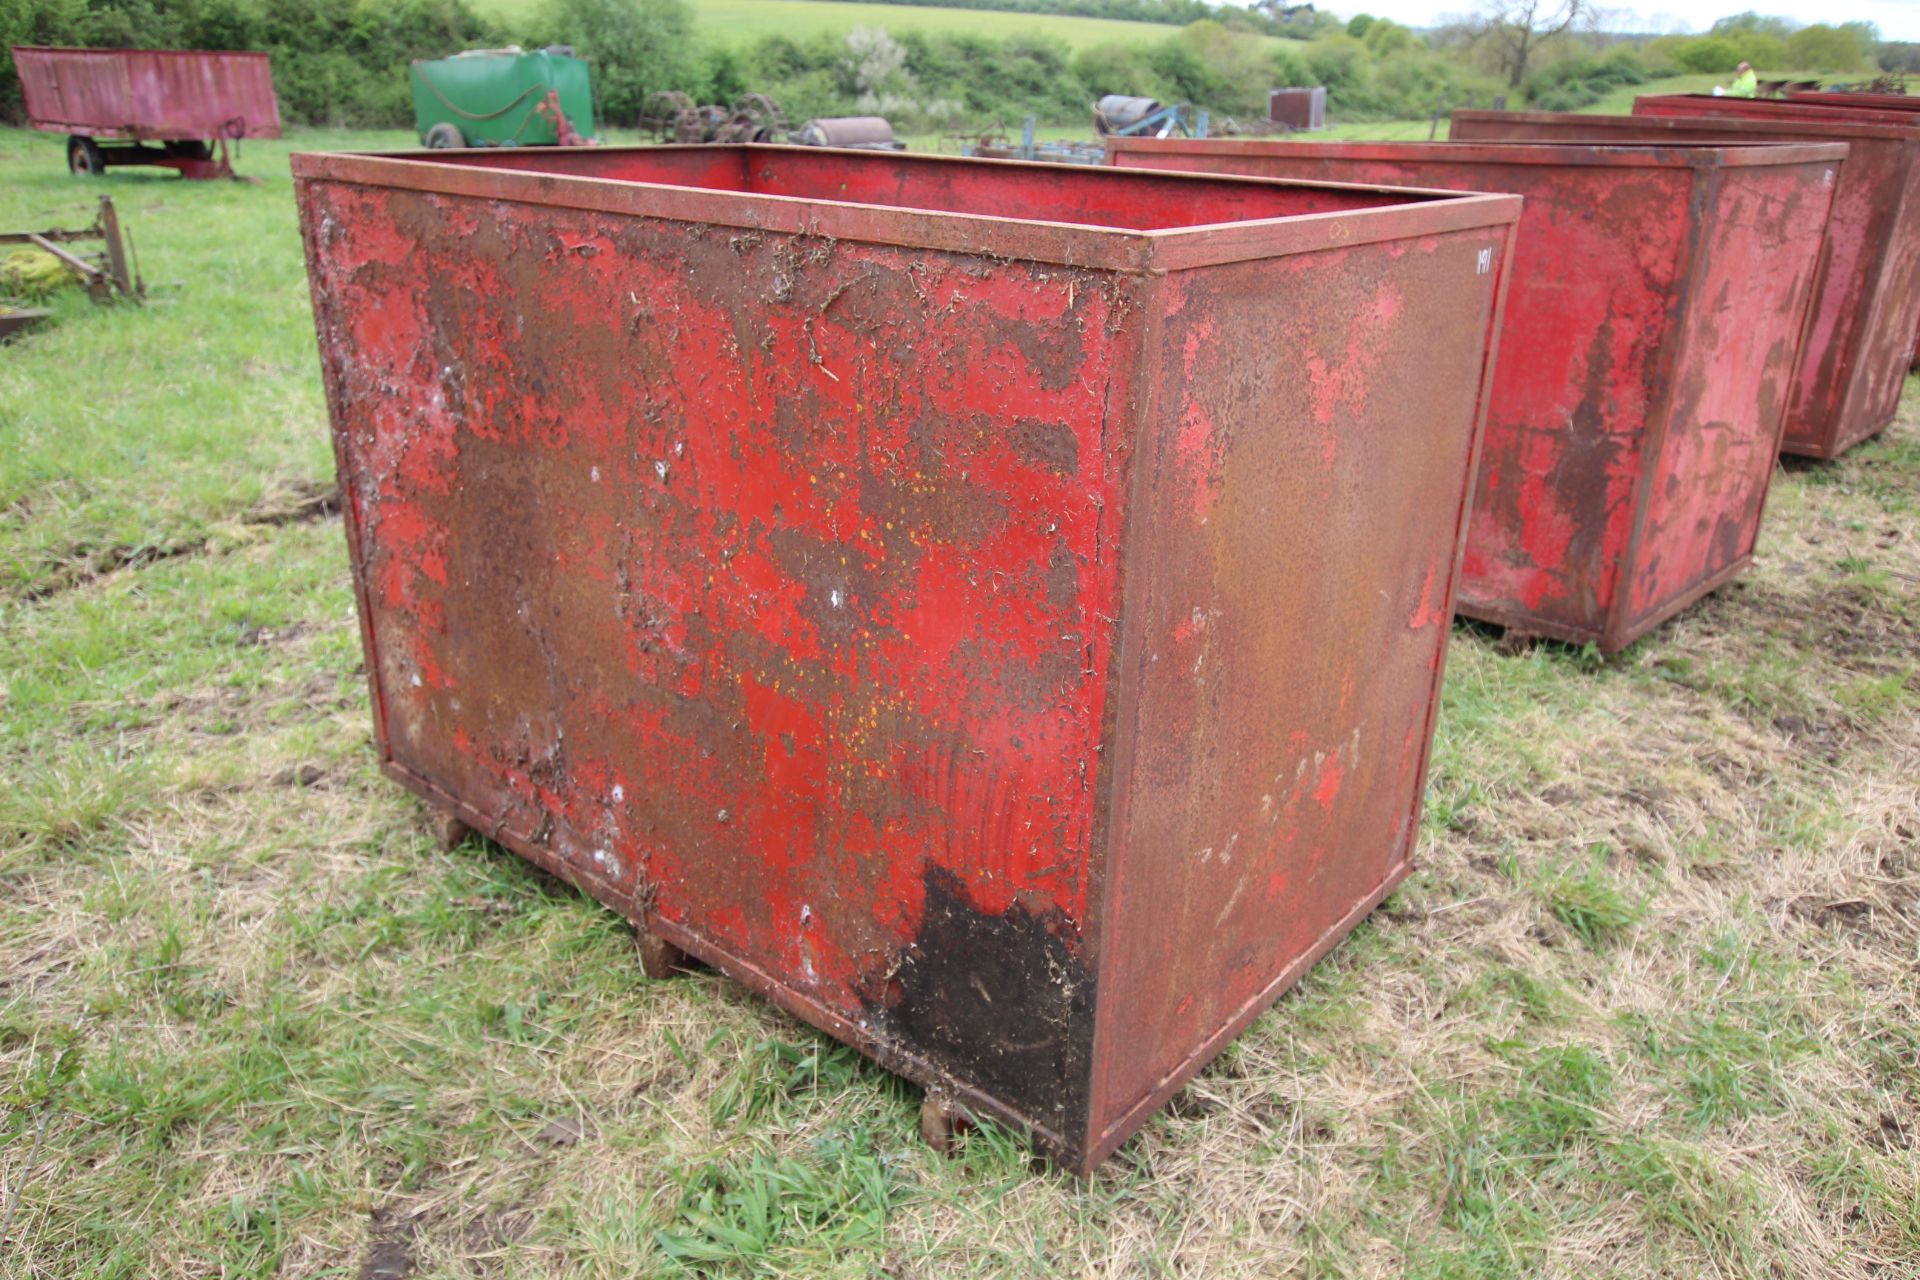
[1088,224,1511,1164]
[1109,144,1688,642]
[13,47,280,139]
[1851,152,1920,432]
[299,179,1138,1146]
[1626,160,1836,632]
[1450,110,1910,458]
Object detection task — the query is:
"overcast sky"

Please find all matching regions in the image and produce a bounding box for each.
[1315,3,1920,41]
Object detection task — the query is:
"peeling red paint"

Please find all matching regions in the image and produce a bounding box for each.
[1313,750,1345,810]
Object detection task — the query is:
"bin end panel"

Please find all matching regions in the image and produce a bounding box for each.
[300,178,1142,1154]
[1085,226,1510,1167]
[1624,161,1835,636]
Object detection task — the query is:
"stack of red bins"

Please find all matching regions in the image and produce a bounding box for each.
[295,145,1520,1174]
[1105,135,1840,652]
[1451,102,1920,461]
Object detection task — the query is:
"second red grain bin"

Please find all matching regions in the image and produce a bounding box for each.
[1106,137,1840,651]
[1452,107,1920,460]
[1786,92,1920,371]
[294,145,1518,1173]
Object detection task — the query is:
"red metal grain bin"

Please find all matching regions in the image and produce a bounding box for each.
[293,145,1519,1172]
[1105,137,1840,651]
[1786,93,1920,373]
[1632,97,1920,423]
[1452,107,1920,460]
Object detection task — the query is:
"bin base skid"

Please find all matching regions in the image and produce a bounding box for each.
[389,760,1412,1175]
[1458,551,1756,655]
[1782,422,1889,461]
[432,812,473,851]
[634,927,691,981]
[919,1095,974,1156]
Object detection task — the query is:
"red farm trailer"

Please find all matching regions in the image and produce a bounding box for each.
[11,46,282,179]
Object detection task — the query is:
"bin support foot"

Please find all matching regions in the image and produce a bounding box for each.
[919,1094,973,1156]
[1494,629,1540,657]
[434,812,473,851]
[635,926,690,980]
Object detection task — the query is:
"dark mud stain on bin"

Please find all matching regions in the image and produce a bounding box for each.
[860,866,1094,1130]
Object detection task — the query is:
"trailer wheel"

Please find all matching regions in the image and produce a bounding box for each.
[67,136,105,176]
[424,123,466,149]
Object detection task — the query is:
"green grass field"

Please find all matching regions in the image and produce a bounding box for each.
[2,121,1918,1278]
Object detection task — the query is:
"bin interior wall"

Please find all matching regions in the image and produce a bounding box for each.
[1628,98,1920,453]
[1644,93,1920,128]
[300,178,1144,1149]
[1086,225,1512,1158]
[401,145,1448,230]
[1451,110,1918,459]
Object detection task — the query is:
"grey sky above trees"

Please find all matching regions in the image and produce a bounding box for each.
[1318,1,1920,40]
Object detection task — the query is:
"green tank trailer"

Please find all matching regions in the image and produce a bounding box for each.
[410,47,596,148]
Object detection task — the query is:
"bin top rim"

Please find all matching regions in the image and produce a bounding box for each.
[290,144,1522,274]
[1789,91,1920,108]
[1635,93,1920,132]
[1455,107,1920,143]
[11,44,272,59]
[1108,135,1851,170]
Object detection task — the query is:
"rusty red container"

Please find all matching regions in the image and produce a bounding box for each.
[1452,107,1920,460]
[1106,137,1839,651]
[1785,93,1920,371]
[293,144,1518,1172]
[12,46,282,140]
[1632,97,1920,425]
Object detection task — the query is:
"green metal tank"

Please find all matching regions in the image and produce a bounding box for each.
[410,47,597,148]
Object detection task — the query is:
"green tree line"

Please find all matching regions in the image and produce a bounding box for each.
[0,0,1892,135]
